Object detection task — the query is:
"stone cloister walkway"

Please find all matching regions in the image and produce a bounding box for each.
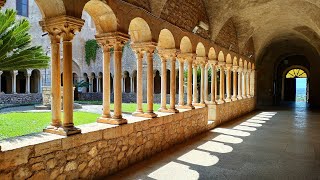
[107,102,320,179]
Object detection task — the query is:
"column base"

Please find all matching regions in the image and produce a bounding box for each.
[132,111,144,117]
[43,126,81,136]
[193,103,207,107]
[167,108,179,113]
[237,96,243,100]
[158,107,168,112]
[177,105,195,109]
[144,111,158,118]
[247,95,252,98]
[206,101,216,105]
[101,114,111,118]
[225,98,232,102]
[216,100,225,104]
[242,96,247,99]
[231,97,238,101]
[97,117,127,125]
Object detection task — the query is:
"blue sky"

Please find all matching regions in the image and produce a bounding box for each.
[296,78,307,89]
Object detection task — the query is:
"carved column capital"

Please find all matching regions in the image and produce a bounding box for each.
[96,32,129,51]
[40,16,84,42]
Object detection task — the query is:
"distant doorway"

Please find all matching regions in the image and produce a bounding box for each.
[282,68,309,102]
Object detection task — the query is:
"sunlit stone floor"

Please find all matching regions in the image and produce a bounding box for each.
[105,102,320,179]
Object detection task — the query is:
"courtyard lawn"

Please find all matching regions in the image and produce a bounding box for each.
[0,112,100,140]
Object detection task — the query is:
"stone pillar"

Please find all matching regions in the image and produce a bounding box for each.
[39,75,43,93]
[209,60,217,104]
[186,57,195,109]
[232,66,238,101]
[97,76,100,93]
[247,70,251,98]
[237,68,243,100]
[242,70,247,99]
[217,62,225,104]
[111,39,128,124]
[192,64,198,104]
[199,63,205,104]
[122,76,125,93]
[0,71,2,92]
[130,76,134,93]
[145,49,157,117]
[225,64,232,102]
[158,56,168,111]
[88,76,93,92]
[26,70,32,94]
[132,50,143,116]
[168,55,178,113]
[251,70,255,97]
[178,59,185,106]
[204,63,208,104]
[12,70,18,94]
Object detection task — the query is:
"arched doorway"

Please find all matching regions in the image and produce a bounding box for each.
[154,70,161,94]
[282,67,309,102]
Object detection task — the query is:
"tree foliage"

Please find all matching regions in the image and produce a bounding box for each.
[0,9,49,71]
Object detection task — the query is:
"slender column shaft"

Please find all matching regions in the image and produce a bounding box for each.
[218,66,225,103]
[130,77,134,93]
[251,70,255,97]
[200,64,205,104]
[102,48,111,118]
[192,65,197,103]
[187,60,193,107]
[113,44,123,119]
[39,75,43,93]
[146,52,156,117]
[247,71,251,97]
[210,64,216,102]
[232,69,238,100]
[50,39,61,127]
[242,71,246,98]
[160,58,167,110]
[89,77,93,92]
[12,71,17,94]
[204,64,208,103]
[26,75,31,93]
[214,66,218,102]
[97,78,100,93]
[62,40,74,128]
[237,70,242,99]
[226,67,231,102]
[169,58,177,112]
[0,71,2,92]
[178,60,184,106]
[136,52,143,113]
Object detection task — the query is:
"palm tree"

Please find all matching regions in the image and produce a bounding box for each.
[0,9,49,71]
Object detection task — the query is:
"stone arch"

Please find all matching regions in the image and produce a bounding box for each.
[154,70,161,94]
[30,69,41,93]
[34,0,66,19]
[196,42,206,57]
[83,0,118,34]
[128,17,152,43]
[215,17,239,53]
[158,29,175,49]
[218,51,225,62]
[0,71,12,93]
[226,54,232,64]
[180,36,192,53]
[208,47,217,60]
[233,57,238,66]
[17,70,27,93]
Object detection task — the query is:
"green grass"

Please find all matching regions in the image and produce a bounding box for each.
[0,112,100,140]
[0,103,161,140]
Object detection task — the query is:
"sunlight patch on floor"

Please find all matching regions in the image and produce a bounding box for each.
[247,119,266,124]
[233,125,257,132]
[212,128,251,137]
[240,122,262,127]
[212,134,243,144]
[177,149,219,166]
[197,141,233,153]
[148,161,200,180]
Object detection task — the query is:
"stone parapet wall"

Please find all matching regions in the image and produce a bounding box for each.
[0,93,42,105]
[0,107,208,180]
[207,97,256,128]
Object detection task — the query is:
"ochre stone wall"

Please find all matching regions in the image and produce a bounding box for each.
[0,107,208,180]
[243,37,255,60]
[207,98,256,128]
[123,0,151,12]
[160,0,210,39]
[215,18,239,53]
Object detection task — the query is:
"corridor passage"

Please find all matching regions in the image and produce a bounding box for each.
[107,103,320,179]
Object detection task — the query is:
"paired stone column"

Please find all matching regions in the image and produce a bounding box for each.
[97,41,111,121]
[97,76,101,93]
[12,70,18,94]
[41,16,84,135]
[185,54,195,109]
[208,60,217,104]
[192,63,198,104]
[237,68,243,100]
[178,59,185,106]
[204,63,208,104]
[145,47,158,117]
[130,76,134,93]
[200,63,205,105]
[26,70,32,94]
[132,50,144,116]
[225,64,232,102]
[247,69,251,98]
[217,62,225,104]
[232,66,238,101]
[168,55,178,113]
[158,55,168,112]
[242,70,247,99]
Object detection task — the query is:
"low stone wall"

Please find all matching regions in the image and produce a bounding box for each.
[207,97,256,128]
[0,107,208,180]
[0,93,42,105]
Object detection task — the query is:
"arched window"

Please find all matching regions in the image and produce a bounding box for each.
[286,69,307,78]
